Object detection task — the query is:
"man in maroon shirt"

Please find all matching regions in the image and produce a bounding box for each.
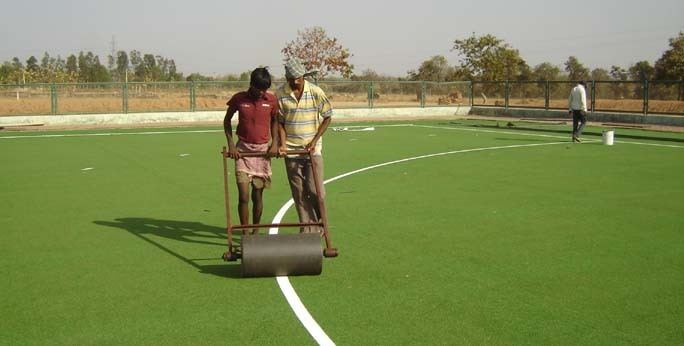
[224,67,279,234]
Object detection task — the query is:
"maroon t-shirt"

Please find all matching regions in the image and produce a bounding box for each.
[226,92,278,144]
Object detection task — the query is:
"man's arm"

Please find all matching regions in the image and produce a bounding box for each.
[223,107,240,159]
[568,88,573,113]
[580,87,588,112]
[306,87,333,152]
[306,116,331,152]
[268,112,279,157]
[278,122,288,155]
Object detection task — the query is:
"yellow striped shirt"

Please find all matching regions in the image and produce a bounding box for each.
[277,80,333,155]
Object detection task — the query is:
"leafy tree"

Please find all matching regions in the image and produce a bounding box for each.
[609,65,628,80]
[115,51,129,82]
[186,73,214,82]
[629,61,654,81]
[40,52,52,70]
[11,57,23,69]
[591,68,610,81]
[532,62,561,81]
[282,26,354,79]
[26,56,39,72]
[75,51,111,82]
[609,65,630,99]
[351,69,397,81]
[142,54,160,81]
[408,56,456,82]
[451,33,527,81]
[516,63,533,81]
[564,56,589,81]
[654,32,684,81]
[66,55,78,74]
[653,32,684,100]
[626,61,654,98]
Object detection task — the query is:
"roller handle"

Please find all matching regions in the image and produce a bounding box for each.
[222,149,310,158]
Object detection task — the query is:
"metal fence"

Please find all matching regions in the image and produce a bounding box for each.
[0,80,682,116]
[471,80,684,115]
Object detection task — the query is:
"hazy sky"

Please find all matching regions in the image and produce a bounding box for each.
[1,0,682,78]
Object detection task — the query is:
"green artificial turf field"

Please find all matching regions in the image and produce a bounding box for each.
[1,119,683,345]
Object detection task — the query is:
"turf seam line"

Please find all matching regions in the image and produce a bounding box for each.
[411,124,684,148]
[267,140,568,346]
[0,129,223,139]
[0,125,414,140]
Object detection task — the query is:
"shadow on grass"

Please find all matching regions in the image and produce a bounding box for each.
[443,121,684,143]
[94,217,242,278]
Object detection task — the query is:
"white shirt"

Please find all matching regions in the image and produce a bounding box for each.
[568,84,587,112]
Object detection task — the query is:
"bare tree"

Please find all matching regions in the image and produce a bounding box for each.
[282,27,354,79]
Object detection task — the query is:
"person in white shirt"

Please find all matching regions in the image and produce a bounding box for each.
[568,81,588,143]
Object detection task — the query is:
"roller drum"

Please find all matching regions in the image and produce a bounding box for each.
[241,233,323,277]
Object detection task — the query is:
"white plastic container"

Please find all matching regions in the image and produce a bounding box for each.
[602,130,614,145]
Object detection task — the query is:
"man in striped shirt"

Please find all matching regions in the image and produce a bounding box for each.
[277,58,332,233]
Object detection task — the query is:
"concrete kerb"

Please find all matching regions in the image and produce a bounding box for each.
[2,106,683,132]
[470,106,684,128]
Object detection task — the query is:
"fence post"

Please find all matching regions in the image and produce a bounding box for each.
[50,83,57,115]
[190,81,196,112]
[420,82,426,108]
[643,80,649,115]
[545,81,549,110]
[469,81,473,106]
[369,81,373,109]
[122,82,128,114]
[504,81,509,110]
[590,80,596,113]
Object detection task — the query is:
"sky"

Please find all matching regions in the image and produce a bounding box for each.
[0,0,682,78]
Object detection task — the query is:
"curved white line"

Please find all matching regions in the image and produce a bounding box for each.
[268,141,567,345]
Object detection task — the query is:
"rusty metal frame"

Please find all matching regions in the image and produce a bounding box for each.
[221,147,338,261]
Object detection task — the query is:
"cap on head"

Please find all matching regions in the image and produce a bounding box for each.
[284,58,307,79]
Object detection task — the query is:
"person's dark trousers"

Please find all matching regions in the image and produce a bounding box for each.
[572,110,587,137]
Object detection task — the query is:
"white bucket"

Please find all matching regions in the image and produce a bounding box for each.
[602,130,614,145]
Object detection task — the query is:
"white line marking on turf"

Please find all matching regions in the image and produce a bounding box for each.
[1,123,681,148]
[268,141,568,346]
[81,167,94,171]
[411,124,684,148]
[0,129,222,139]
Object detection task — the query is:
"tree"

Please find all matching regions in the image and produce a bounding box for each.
[653,32,684,100]
[142,54,160,81]
[591,68,610,81]
[186,73,214,82]
[351,69,397,81]
[11,57,23,69]
[629,61,654,81]
[564,56,589,81]
[282,26,354,79]
[408,56,456,82]
[66,55,78,74]
[26,56,39,72]
[609,65,630,99]
[654,32,684,81]
[115,51,129,82]
[627,61,654,98]
[451,33,527,81]
[532,62,561,81]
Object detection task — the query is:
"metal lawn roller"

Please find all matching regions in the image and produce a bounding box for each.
[220,147,338,277]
